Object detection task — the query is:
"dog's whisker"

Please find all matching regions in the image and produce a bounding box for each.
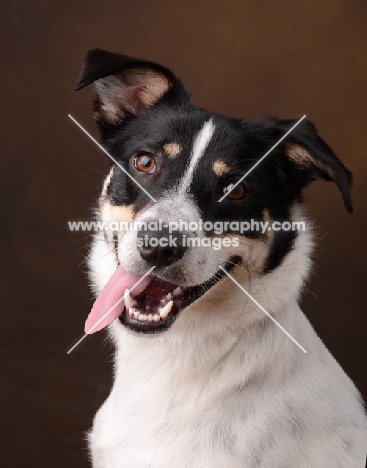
[84,166,107,177]
[79,249,114,268]
[78,173,102,183]
[65,234,92,247]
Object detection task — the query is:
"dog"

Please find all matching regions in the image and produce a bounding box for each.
[74,49,367,467]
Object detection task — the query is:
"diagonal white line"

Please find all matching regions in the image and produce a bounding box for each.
[218,115,306,202]
[67,265,156,354]
[68,114,157,202]
[178,119,215,194]
[219,266,307,353]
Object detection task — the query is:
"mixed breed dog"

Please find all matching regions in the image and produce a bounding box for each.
[73,49,367,467]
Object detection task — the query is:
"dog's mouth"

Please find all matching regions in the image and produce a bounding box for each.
[85,256,240,335]
[121,256,239,333]
[120,277,189,333]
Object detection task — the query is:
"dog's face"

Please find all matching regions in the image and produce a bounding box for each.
[76,49,352,335]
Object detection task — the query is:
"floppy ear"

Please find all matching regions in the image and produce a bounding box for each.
[278,118,353,213]
[74,48,187,126]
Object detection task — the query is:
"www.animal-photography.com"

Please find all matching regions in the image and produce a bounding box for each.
[1,1,367,467]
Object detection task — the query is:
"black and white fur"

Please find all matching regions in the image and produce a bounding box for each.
[75,49,367,467]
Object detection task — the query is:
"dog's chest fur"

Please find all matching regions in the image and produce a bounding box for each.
[87,233,367,468]
[90,313,367,468]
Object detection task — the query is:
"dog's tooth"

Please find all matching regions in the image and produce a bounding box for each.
[133,311,140,319]
[128,308,135,316]
[172,286,182,297]
[139,314,148,321]
[124,289,136,309]
[148,314,153,322]
[153,314,160,322]
[159,300,173,319]
[165,293,172,301]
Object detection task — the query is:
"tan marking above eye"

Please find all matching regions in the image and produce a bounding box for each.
[163,142,181,158]
[213,160,230,177]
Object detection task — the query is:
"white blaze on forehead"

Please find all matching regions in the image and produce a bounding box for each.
[178,119,215,194]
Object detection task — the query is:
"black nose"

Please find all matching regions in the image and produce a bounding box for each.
[137,229,186,268]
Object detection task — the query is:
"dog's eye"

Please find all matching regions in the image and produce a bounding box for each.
[134,153,156,173]
[223,182,248,200]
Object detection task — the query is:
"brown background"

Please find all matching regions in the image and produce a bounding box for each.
[1,1,366,466]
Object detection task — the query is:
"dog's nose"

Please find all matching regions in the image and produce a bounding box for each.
[137,229,186,268]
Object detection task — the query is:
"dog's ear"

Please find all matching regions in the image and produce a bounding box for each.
[74,48,186,126]
[277,118,353,213]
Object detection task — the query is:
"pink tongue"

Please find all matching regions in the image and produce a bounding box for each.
[84,266,153,334]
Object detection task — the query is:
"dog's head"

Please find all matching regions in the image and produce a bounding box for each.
[76,49,352,335]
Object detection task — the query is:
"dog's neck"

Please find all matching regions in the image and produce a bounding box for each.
[109,223,313,390]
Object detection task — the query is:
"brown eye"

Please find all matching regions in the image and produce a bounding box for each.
[223,182,248,200]
[134,153,156,173]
